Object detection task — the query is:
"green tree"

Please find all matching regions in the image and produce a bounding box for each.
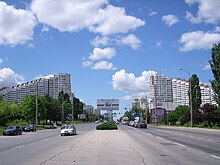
[210,43,220,106]
[20,95,46,123]
[43,95,61,124]
[0,100,11,125]
[190,74,201,111]
[168,105,190,125]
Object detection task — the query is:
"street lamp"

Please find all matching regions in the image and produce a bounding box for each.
[178,68,193,127]
[36,80,38,127]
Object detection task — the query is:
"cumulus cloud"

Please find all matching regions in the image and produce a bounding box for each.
[31,0,145,35]
[0,1,36,46]
[162,14,179,26]
[92,61,116,70]
[90,5,145,35]
[0,68,24,87]
[185,0,220,24]
[90,36,110,47]
[179,31,220,51]
[89,47,116,61]
[35,74,54,79]
[118,34,141,49]
[82,60,94,68]
[112,69,157,94]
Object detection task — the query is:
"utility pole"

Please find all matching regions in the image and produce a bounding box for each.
[178,68,193,127]
[62,90,64,124]
[72,93,74,125]
[35,80,38,127]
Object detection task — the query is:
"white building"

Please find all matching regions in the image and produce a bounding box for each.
[172,78,189,106]
[1,73,71,105]
[200,84,216,105]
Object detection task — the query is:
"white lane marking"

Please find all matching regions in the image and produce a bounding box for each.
[211,154,220,160]
[156,136,164,140]
[9,145,25,150]
[173,142,186,147]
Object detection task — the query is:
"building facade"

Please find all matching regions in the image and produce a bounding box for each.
[1,73,71,105]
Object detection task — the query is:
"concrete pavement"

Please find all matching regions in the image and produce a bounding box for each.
[40,127,145,165]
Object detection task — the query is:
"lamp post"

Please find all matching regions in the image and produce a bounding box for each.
[36,80,38,127]
[178,68,193,127]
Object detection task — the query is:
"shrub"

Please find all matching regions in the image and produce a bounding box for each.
[96,122,118,130]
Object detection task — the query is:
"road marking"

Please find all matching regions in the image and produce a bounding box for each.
[173,142,186,147]
[10,145,25,150]
[211,154,220,160]
[156,136,164,140]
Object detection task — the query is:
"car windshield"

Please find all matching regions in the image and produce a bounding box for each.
[7,126,16,129]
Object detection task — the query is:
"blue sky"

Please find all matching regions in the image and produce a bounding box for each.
[0,0,220,110]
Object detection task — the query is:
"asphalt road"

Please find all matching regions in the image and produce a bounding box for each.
[0,123,220,165]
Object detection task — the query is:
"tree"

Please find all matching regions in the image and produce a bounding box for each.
[0,101,11,125]
[43,95,61,124]
[190,74,201,111]
[210,43,220,105]
[20,95,46,123]
[168,105,190,125]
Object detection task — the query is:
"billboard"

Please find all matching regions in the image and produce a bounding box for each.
[97,99,119,110]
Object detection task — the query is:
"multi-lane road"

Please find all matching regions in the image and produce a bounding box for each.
[0,123,220,165]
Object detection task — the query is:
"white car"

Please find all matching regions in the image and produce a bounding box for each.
[60,125,76,136]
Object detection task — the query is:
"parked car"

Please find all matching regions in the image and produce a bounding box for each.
[3,126,22,136]
[129,121,135,127]
[61,125,76,136]
[137,121,147,128]
[22,124,36,132]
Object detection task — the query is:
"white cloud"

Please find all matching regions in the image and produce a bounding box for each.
[31,0,145,35]
[179,31,220,51]
[0,58,3,65]
[156,41,162,48]
[214,26,220,33]
[82,60,93,68]
[0,1,36,46]
[35,74,54,79]
[120,95,132,101]
[202,64,211,70]
[91,5,145,35]
[149,11,157,16]
[162,14,179,26]
[90,36,110,47]
[89,47,116,61]
[112,69,157,94]
[0,68,24,87]
[92,61,116,70]
[118,34,141,49]
[41,25,49,32]
[31,0,107,32]
[185,0,220,24]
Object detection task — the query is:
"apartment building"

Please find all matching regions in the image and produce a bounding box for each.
[172,78,189,106]
[200,84,215,106]
[1,73,71,105]
[149,74,173,103]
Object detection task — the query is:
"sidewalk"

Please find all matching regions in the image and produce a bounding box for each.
[42,128,145,165]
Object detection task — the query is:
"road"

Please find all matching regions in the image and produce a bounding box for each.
[0,123,220,165]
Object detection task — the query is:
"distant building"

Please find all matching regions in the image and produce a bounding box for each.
[83,105,94,114]
[0,73,71,105]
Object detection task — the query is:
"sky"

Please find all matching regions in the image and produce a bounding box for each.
[0,0,220,112]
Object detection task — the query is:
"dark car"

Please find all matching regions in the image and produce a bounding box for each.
[137,121,147,128]
[3,126,22,136]
[22,124,36,132]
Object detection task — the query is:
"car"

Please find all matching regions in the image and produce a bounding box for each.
[61,125,76,136]
[95,120,100,124]
[3,125,22,136]
[61,123,72,130]
[50,123,57,129]
[22,124,36,132]
[137,121,147,128]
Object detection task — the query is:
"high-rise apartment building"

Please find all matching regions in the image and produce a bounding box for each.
[149,74,173,103]
[1,73,71,105]
[200,84,215,106]
[172,78,189,105]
